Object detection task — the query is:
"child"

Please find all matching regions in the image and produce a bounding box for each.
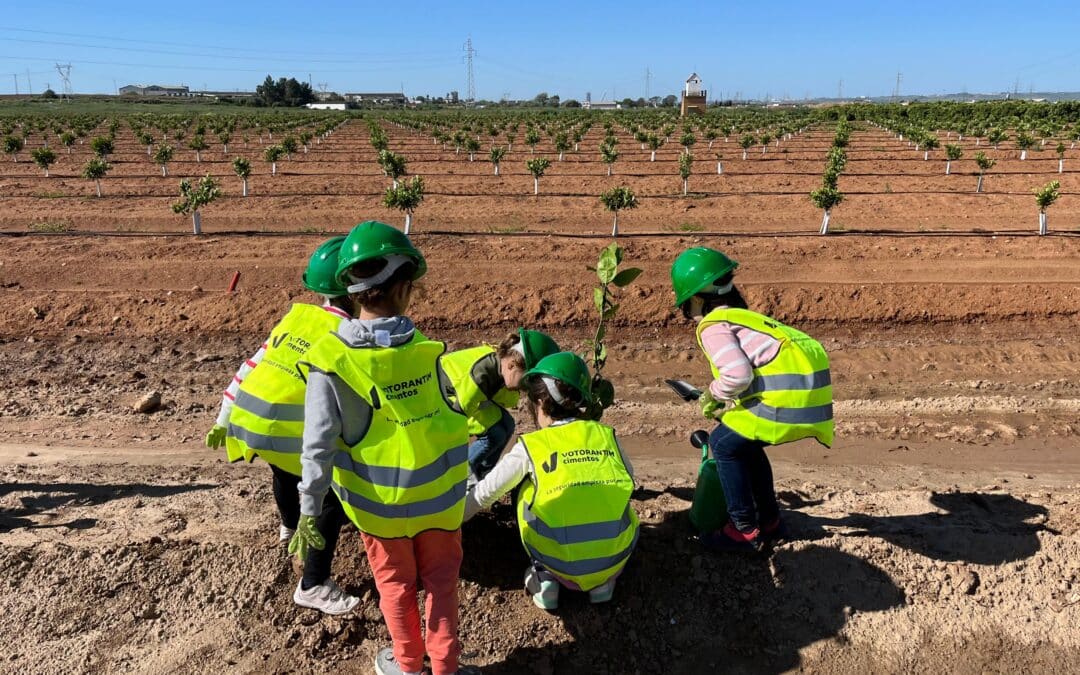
[205,235,357,615]
[464,352,639,610]
[291,221,479,675]
[441,329,560,481]
[670,246,834,551]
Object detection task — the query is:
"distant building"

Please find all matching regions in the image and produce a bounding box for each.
[681,73,707,116]
[305,102,347,111]
[446,91,459,104]
[583,100,620,110]
[194,90,257,100]
[344,92,407,105]
[119,84,191,97]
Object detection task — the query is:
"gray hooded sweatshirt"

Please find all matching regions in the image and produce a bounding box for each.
[298,316,421,517]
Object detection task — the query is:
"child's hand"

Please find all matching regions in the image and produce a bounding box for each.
[700,391,725,420]
[288,515,326,562]
[204,424,227,449]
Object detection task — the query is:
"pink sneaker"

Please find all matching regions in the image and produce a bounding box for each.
[701,521,762,553]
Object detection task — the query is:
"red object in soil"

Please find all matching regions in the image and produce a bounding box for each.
[227,271,241,293]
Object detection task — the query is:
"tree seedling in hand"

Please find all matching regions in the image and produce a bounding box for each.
[582,243,643,420]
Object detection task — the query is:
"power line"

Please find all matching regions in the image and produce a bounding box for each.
[0,36,455,66]
[0,53,451,76]
[0,26,451,61]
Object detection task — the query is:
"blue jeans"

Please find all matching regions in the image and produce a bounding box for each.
[709,423,779,533]
[468,408,515,480]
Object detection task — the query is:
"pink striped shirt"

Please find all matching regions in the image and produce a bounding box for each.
[700,317,781,400]
[214,302,348,427]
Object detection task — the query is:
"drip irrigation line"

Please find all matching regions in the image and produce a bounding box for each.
[2,229,1077,240]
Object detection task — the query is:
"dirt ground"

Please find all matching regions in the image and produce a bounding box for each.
[1,118,1080,673]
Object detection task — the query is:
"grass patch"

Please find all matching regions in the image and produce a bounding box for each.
[33,190,66,199]
[883,182,892,193]
[488,225,524,234]
[678,222,704,232]
[872,146,887,152]
[28,220,73,233]
[299,226,324,234]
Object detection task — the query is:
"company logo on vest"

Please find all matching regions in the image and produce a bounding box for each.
[541,452,558,473]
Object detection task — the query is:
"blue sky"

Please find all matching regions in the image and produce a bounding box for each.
[3,1,1079,99]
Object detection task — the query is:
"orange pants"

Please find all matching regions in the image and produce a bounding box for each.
[362,529,463,675]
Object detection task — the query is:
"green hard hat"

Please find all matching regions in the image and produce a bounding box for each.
[303,236,350,296]
[518,329,560,370]
[335,220,427,285]
[670,247,739,307]
[525,351,593,405]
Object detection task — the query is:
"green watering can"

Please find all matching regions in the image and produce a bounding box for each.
[689,429,727,533]
[666,379,728,533]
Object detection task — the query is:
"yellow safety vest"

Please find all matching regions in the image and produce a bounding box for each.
[225,303,343,476]
[516,420,639,591]
[696,308,834,447]
[301,330,470,539]
[441,345,520,435]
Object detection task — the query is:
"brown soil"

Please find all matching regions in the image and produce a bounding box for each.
[1,120,1080,673]
[1,122,1077,234]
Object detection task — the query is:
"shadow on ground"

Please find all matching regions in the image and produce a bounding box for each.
[478,487,1053,673]
[0,481,217,531]
[779,490,1051,565]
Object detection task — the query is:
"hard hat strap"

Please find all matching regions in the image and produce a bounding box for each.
[346,254,411,293]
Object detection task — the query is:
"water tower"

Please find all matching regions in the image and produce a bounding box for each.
[681,73,706,116]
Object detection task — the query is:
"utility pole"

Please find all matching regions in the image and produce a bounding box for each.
[12,74,17,95]
[26,69,32,95]
[893,72,902,102]
[644,66,651,102]
[463,37,476,106]
[838,79,843,100]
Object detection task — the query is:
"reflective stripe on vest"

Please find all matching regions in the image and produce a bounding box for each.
[696,308,834,448]
[233,389,305,422]
[441,345,520,436]
[302,330,470,539]
[516,420,639,591]
[224,304,342,476]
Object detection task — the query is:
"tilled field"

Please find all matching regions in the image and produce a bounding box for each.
[1,118,1080,673]
[1,119,1078,234]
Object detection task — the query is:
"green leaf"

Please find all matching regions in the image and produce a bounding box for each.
[593,286,605,312]
[595,323,606,345]
[602,303,620,320]
[597,343,608,365]
[611,267,642,288]
[597,246,618,284]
